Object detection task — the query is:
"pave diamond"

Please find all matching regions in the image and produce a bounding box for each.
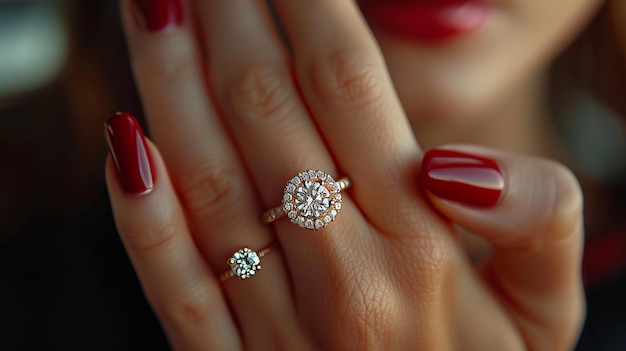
[284,202,293,211]
[305,219,314,229]
[282,169,343,230]
[315,219,324,229]
[229,248,261,280]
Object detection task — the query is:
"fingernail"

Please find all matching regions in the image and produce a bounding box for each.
[421,149,504,207]
[105,111,155,195]
[132,0,183,32]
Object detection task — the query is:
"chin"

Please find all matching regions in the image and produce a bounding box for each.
[359,0,603,126]
[378,34,514,125]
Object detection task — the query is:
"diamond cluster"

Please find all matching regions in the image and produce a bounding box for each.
[282,170,342,230]
[228,247,261,279]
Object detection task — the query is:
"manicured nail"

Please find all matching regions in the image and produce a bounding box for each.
[421,149,504,207]
[132,0,183,32]
[105,111,155,195]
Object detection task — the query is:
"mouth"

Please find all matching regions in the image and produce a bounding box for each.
[358,0,494,43]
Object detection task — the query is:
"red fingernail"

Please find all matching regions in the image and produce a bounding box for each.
[132,0,183,32]
[105,111,155,195]
[421,149,504,207]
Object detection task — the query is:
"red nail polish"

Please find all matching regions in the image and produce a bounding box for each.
[132,0,183,32]
[421,149,504,207]
[105,112,155,195]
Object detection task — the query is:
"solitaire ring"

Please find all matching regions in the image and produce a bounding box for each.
[262,170,350,230]
[219,244,274,282]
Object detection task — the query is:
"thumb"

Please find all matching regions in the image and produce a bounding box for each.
[421,145,585,350]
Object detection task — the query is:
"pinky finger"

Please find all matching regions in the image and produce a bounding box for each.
[104,112,240,351]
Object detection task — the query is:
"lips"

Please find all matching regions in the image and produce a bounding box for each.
[359,0,493,42]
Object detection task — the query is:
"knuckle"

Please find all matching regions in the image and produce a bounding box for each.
[226,61,295,123]
[156,289,219,330]
[124,218,179,254]
[177,161,242,225]
[542,161,584,241]
[416,235,452,275]
[408,234,453,292]
[309,48,385,110]
[135,52,197,88]
[340,270,396,346]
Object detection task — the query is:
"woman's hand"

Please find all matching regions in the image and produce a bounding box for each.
[104,0,585,349]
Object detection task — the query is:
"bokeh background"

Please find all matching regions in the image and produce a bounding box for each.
[1,1,167,349]
[0,1,625,350]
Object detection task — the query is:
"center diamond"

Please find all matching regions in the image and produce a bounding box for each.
[229,248,261,279]
[295,180,331,218]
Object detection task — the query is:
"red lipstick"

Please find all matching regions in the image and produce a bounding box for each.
[359,0,492,43]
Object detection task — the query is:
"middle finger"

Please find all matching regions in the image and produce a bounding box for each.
[203,0,335,204]
[200,0,377,337]
[275,0,427,233]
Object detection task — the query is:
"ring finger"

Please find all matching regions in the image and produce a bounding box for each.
[199,0,376,335]
[275,0,426,233]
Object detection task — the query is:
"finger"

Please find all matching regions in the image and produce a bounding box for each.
[197,4,398,347]
[120,0,259,251]
[198,0,361,246]
[274,0,424,232]
[119,0,254,252]
[198,0,377,340]
[201,0,335,208]
[421,145,585,350]
[121,2,300,346]
[104,112,240,350]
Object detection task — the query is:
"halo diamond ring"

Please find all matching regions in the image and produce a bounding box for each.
[262,170,350,230]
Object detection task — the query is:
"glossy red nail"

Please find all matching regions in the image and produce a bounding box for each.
[421,149,504,207]
[105,111,155,195]
[132,0,183,32]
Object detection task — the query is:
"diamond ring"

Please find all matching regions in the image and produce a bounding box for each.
[219,244,274,282]
[262,170,350,230]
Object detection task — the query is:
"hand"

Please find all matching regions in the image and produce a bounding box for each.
[104,1,584,349]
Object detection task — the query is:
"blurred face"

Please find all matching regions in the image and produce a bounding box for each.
[358,0,603,125]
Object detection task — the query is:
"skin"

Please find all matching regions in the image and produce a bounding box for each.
[105,0,600,349]
[374,0,603,261]
[377,0,603,149]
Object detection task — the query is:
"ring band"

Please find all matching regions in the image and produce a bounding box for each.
[219,243,274,282]
[262,170,350,230]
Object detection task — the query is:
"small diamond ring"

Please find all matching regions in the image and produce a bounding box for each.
[219,244,274,282]
[262,170,350,230]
